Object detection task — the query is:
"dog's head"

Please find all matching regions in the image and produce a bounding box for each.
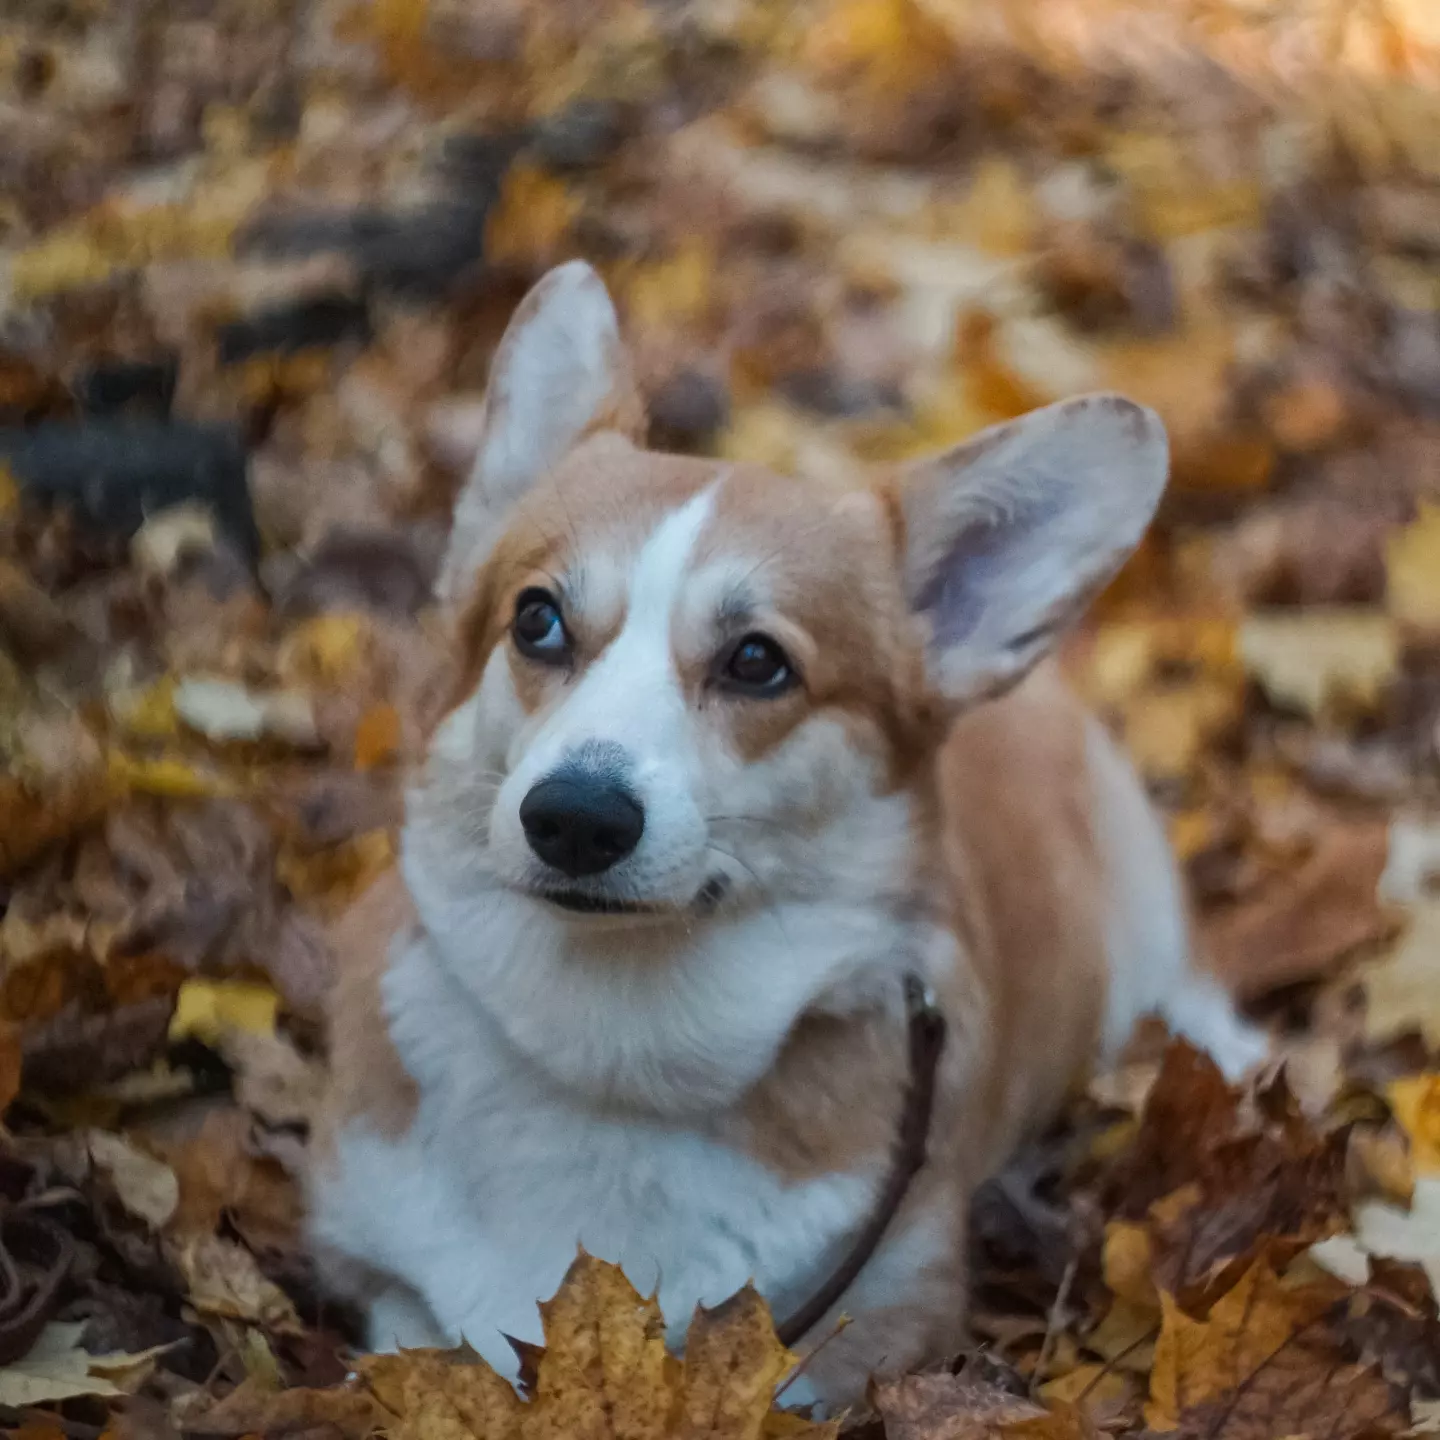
[401,261,1168,1107]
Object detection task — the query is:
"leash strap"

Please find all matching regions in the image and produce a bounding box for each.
[775,973,947,1348]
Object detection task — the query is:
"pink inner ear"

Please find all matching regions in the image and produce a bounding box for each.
[911,487,1068,649]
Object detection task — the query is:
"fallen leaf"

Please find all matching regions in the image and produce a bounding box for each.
[173,677,319,748]
[356,1253,826,1440]
[86,1129,180,1230]
[161,1107,302,1252]
[171,1233,302,1331]
[871,1372,1047,1440]
[19,998,175,1096]
[181,1377,385,1439]
[1086,1063,1160,1118]
[0,1323,167,1406]
[1349,1125,1417,1207]
[676,1285,796,1440]
[1387,502,1440,631]
[531,1247,672,1439]
[107,751,234,800]
[1201,818,1395,998]
[0,679,109,876]
[1387,1074,1440,1176]
[1086,1298,1158,1372]
[1118,682,1242,783]
[0,1020,20,1114]
[168,979,279,1047]
[1145,1261,1344,1430]
[131,503,218,578]
[1103,1222,1158,1309]
[220,1027,325,1131]
[1363,903,1440,1048]
[1239,609,1400,719]
[275,828,394,913]
[354,703,401,769]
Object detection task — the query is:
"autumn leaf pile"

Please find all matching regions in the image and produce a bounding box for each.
[4,0,1440,1435]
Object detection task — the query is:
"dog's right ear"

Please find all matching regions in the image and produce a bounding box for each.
[437,261,643,605]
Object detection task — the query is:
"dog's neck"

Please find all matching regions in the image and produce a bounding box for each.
[398,798,951,1119]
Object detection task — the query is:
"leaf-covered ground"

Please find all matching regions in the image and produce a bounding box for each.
[3,1,1440,1436]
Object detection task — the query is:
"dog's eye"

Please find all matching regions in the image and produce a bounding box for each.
[720,634,795,695]
[512,588,570,663]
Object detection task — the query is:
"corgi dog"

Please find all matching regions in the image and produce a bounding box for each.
[308,261,1266,1407]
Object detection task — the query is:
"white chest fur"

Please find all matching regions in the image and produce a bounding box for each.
[308,933,885,1371]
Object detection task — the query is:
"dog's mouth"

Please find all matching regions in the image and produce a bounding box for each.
[529,874,730,918]
[535,890,659,916]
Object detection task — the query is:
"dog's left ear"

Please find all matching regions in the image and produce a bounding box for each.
[897,393,1168,707]
[438,261,643,605]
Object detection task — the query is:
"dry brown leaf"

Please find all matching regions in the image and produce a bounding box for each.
[1145,1261,1345,1430]
[171,1234,302,1331]
[181,1376,386,1439]
[1201,818,1394,998]
[1162,1346,1402,1440]
[357,1253,824,1440]
[529,1249,672,1440]
[675,1285,796,1440]
[86,1128,180,1230]
[0,1324,170,1407]
[159,1107,302,1251]
[870,1372,1048,1440]
[0,677,110,876]
[0,1020,21,1114]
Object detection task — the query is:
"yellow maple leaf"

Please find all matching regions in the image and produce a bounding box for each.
[1102,1221,1158,1310]
[622,240,717,334]
[1145,1261,1342,1431]
[1387,1073,1440,1175]
[169,979,279,1048]
[675,1286,796,1440]
[276,614,372,688]
[1387,501,1440,631]
[356,1251,827,1440]
[532,1251,671,1439]
[801,0,957,97]
[354,703,402,770]
[106,750,234,801]
[485,165,582,269]
[108,677,181,742]
[276,829,394,914]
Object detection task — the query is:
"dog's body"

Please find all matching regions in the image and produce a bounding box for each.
[309,263,1265,1405]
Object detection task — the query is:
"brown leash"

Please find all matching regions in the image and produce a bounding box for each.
[775,974,947,1348]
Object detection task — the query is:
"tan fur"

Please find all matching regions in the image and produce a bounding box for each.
[313,869,419,1166]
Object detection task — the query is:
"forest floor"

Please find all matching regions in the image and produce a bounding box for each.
[3,1,1440,1436]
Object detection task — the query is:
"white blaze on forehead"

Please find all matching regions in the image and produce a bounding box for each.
[517,482,720,780]
[576,483,717,721]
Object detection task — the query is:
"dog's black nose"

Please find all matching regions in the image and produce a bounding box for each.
[519,776,645,877]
